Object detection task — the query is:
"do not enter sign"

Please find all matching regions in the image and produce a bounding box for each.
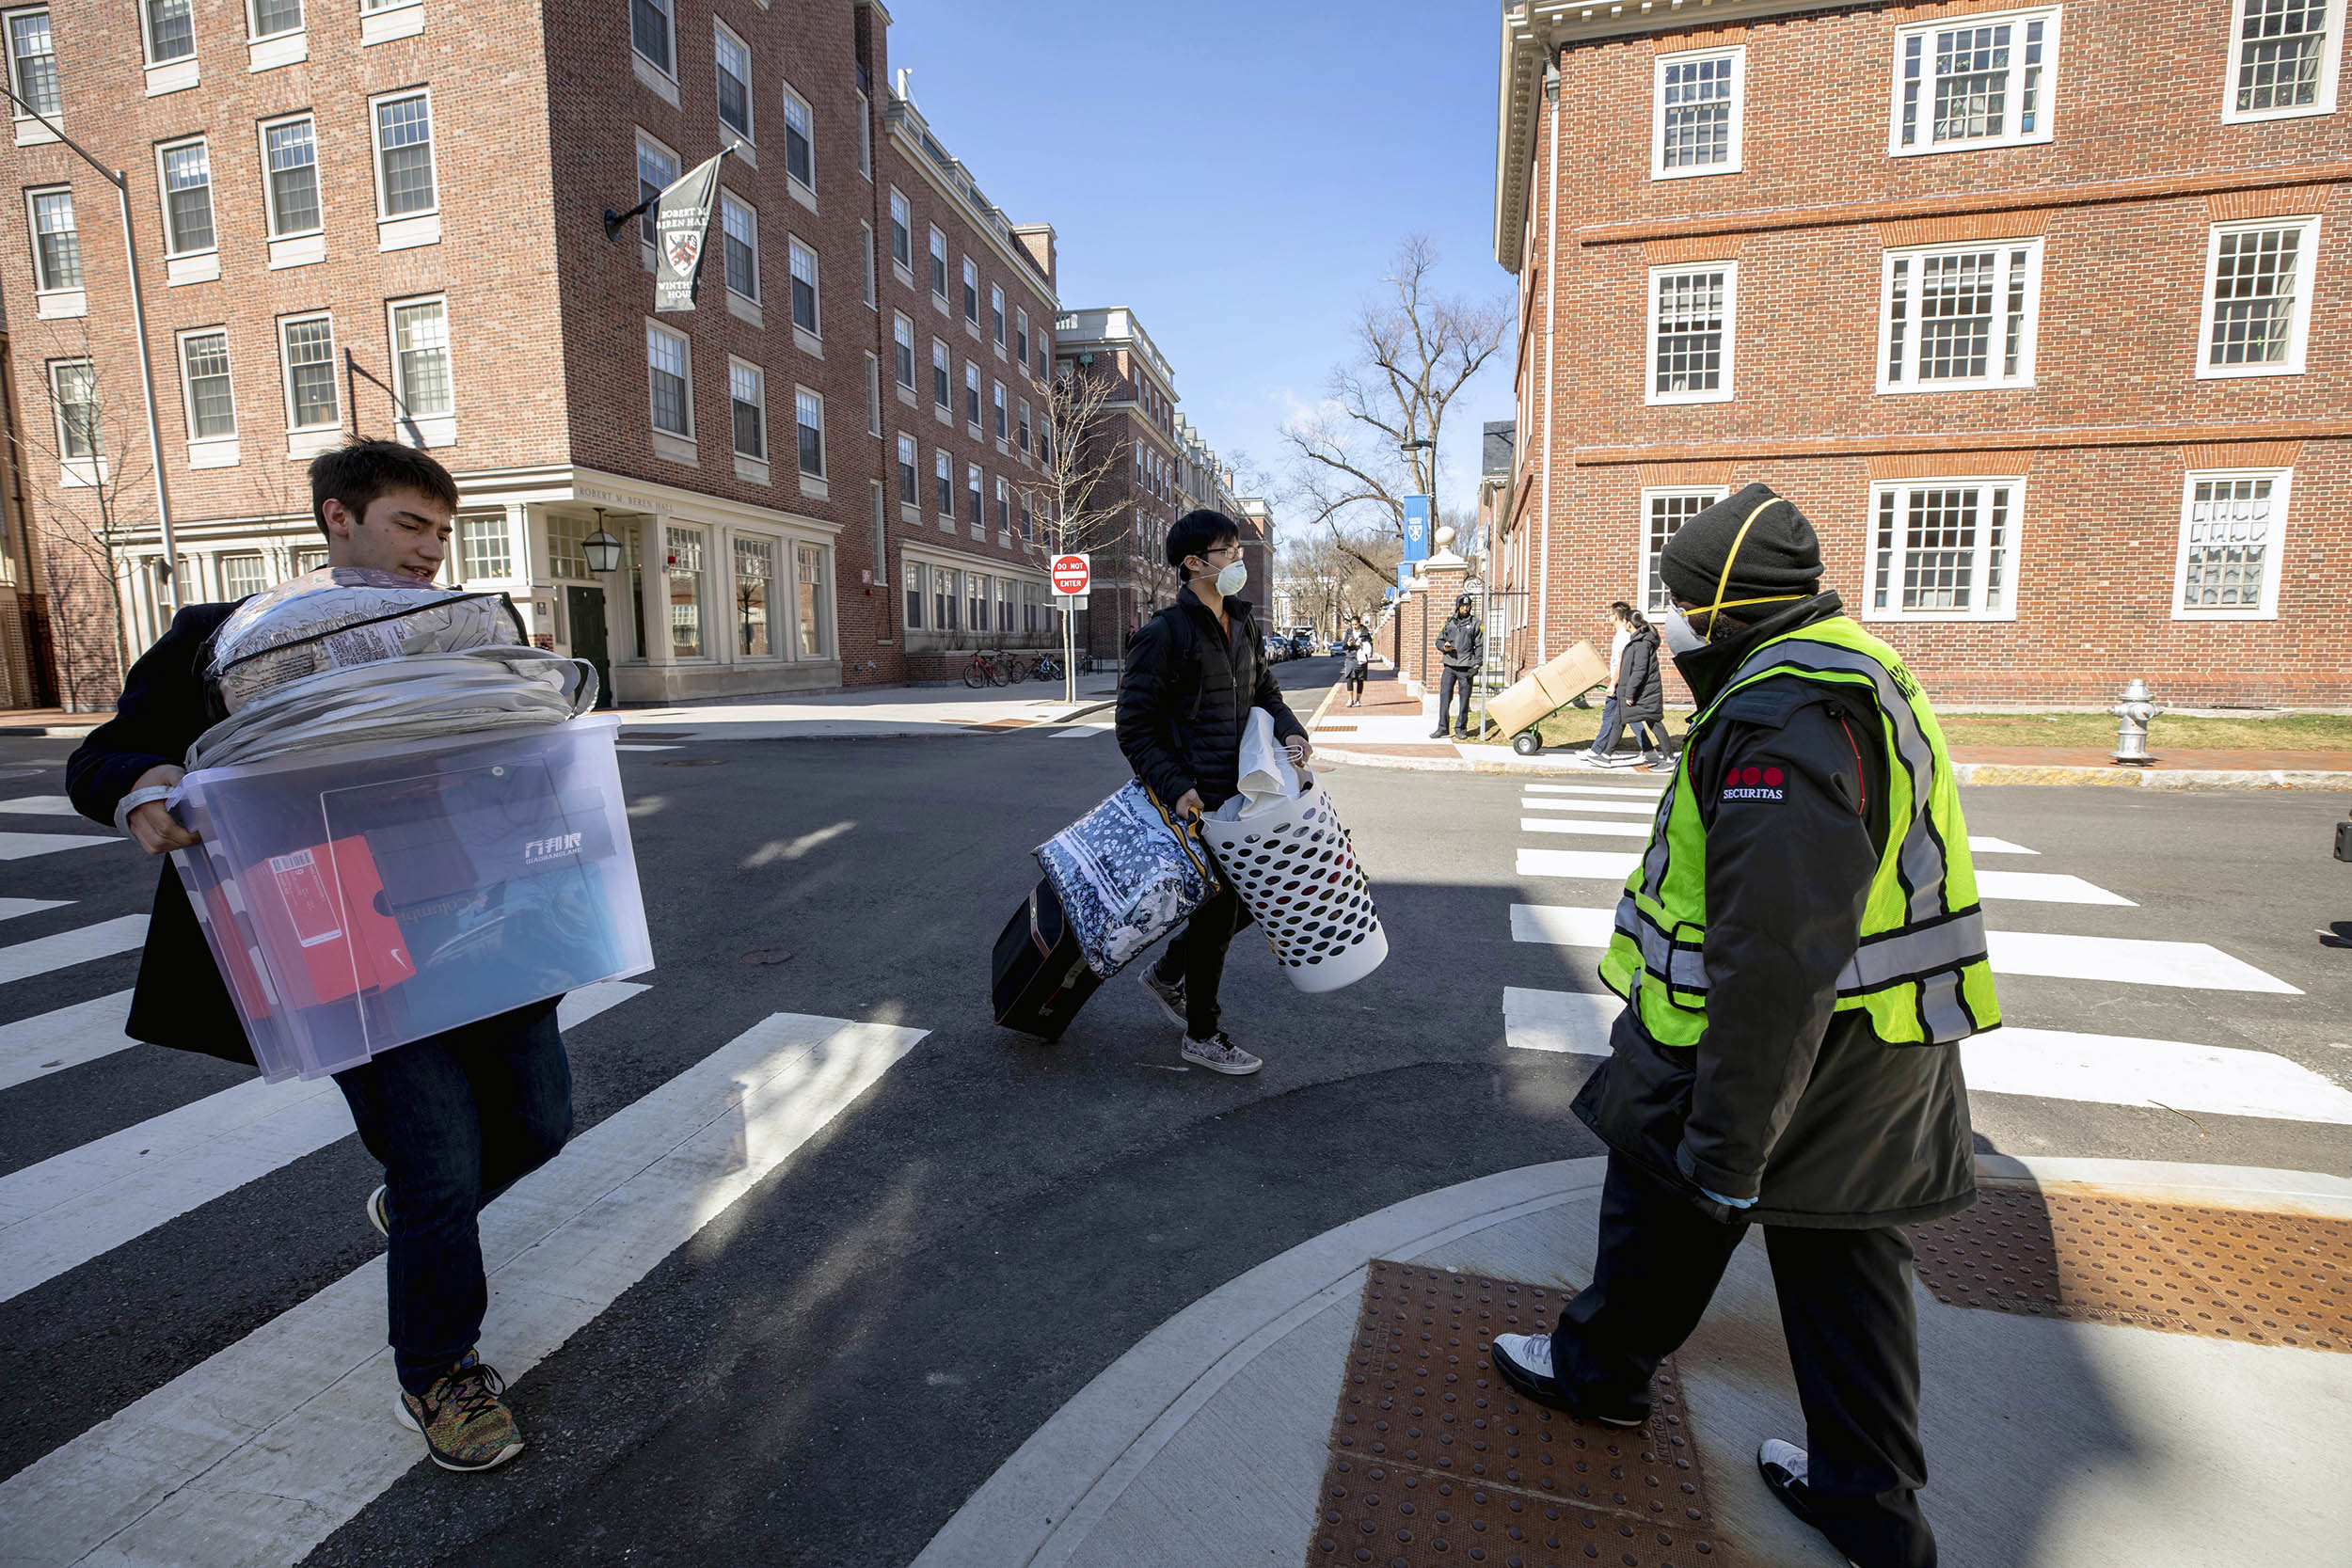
[1050,553,1091,596]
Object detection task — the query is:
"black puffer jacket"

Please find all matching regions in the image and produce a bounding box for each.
[1118,589,1307,811]
[1571,594,1978,1229]
[1613,626,1665,722]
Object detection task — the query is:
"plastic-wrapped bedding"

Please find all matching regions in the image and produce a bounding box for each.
[188,648,596,771]
[206,566,526,714]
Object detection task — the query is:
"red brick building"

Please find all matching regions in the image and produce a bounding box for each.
[1490,0,2350,705]
[0,0,1068,705]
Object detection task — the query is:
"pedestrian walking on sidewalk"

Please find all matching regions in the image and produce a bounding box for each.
[66,440,567,1476]
[1430,594,1483,741]
[1119,509,1312,1078]
[1581,603,1670,768]
[1487,482,1998,1568]
[1341,615,1374,705]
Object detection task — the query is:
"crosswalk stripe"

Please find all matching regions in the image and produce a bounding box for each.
[1499,987,2352,1124]
[1523,783,1663,799]
[0,992,135,1093]
[0,795,84,816]
[1518,849,1642,881]
[1969,871,2134,907]
[1511,902,2301,993]
[1966,836,2039,856]
[614,743,681,752]
[1521,816,1651,838]
[0,1010,924,1568]
[1519,798,1658,816]
[1502,985,1617,1056]
[0,897,72,921]
[0,915,148,986]
[0,832,115,862]
[0,981,653,1306]
[1052,725,1099,738]
[1966,1026,2352,1123]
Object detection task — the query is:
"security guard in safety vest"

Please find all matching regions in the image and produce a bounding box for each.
[1491,483,1995,1568]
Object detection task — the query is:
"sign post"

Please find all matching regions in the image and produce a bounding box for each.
[1050,553,1090,705]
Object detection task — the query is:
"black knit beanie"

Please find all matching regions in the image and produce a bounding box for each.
[1659,483,1822,608]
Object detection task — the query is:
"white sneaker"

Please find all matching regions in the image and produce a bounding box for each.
[1181,1032,1263,1076]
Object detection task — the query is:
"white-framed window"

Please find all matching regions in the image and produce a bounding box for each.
[795,542,831,658]
[713,20,752,142]
[795,387,824,476]
[2174,469,2290,618]
[458,514,511,580]
[635,131,677,248]
[630,0,673,77]
[389,294,453,421]
[967,571,987,632]
[865,352,882,436]
[25,185,80,291]
[177,327,235,440]
[249,0,301,39]
[993,380,1008,439]
[2197,216,2320,377]
[371,89,437,218]
[1015,307,1030,365]
[262,114,322,236]
[1878,239,2042,391]
[893,312,916,388]
[990,283,1007,345]
[934,448,953,516]
[966,461,983,528]
[932,340,951,408]
[1646,263,1737,404]
[720,192,758,299]
[278,313,339,430]
[889,187,912,268]
[782,86,813,191]
[547,515,594,580]
[7,10,60,122]
[1018,397,1032,453]
[934,564,960,629]
[855,88,871,179]
[898,432,919,504]
[861,220,877,306]
[964,360,981,427]
[158,137,215,255]
[995,474,1011,533]
[788,237,819,334]
[1891,7,2059,154]
[735,534,775,656]
[1640,487,1727,613]
[2225,0,2343,120]
[646,320,691,436]
[1866,479,2023,621]
[729,358,766,460]
[929,225,948,299]
[665,525,705,657]
[221,552,268,596]
[904,557,927,629]
[1652,47,1744,176]
[961,257,979,324]
[140,0,195,65]
[48,358,98,458]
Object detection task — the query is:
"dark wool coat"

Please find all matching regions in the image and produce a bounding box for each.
[1117,588,1307,812]
[1613,626,1666,722]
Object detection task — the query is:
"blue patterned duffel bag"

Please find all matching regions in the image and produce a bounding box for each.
[1035,781,1219,978]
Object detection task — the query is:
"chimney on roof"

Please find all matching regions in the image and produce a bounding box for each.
[1011,224,1057,292]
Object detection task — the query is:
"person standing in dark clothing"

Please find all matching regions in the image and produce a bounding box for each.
[1117,510,1311,1077]
[1488,483,1997,1568]
[66,439,567,1476]
[1341,614,1374,705]
[1430,594,1482,740]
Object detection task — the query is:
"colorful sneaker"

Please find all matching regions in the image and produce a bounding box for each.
[1138,966,1189,1029]
[395,1358,524,1472]
[1181,1032,1263,1076]
[1488,1333,1645,1427]
[366,1184,391,1238]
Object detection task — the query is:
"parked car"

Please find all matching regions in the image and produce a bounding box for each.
[1262,635,1289,662]
[1288,631,1315,657]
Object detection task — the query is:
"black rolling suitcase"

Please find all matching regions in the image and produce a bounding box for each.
[992,877,1102,1040]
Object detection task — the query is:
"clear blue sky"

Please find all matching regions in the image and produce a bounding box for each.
[880,0,1516,530]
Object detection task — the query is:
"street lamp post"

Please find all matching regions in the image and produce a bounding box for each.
[1,85,182,613]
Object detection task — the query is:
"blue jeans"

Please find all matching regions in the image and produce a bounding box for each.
[334,1001,571,1396]
[1589,697,1668,758]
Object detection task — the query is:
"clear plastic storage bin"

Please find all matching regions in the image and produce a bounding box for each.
[169,715,653,1082]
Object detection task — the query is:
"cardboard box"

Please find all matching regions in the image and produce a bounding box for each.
[1486,641,1608,737]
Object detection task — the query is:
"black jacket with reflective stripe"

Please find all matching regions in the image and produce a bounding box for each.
[1571,595,1979,1229]
[1117,589,1305,812]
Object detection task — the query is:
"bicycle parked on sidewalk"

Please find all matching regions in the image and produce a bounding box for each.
[963,650,1033,689]
[1030,651,1063,683]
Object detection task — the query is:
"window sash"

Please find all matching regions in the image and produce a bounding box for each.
[932,341,950,406]
[929,229,947,295]
[964,362,980,424]
[898,435,918,502]
[890,191,912,264]
[180,331,235,439]
[264,119,322,235]
[731,363,765,459]
[962,258,978,322]
[2178,475,2280,612]
[391,299,452,417]
[789,241,818,332]
[1642,490,1723,613]
[1895,8,2054,151]
[991,286,1007,344]
[51,361,98,458]
[966,464,982,526]
[647,325,691,436]
[1656,51,1740,172]
[1016,310,1030,363]
[2233,0,2336,114]
[1881,244,2038,388]
[374,94,436,216]
[714,26,752,136]
[161,141,215,254]
[222,554,268,596]
[666,526,704,657]
[459,515,511,580]
[721,198,758,298]
[795,389,823,476]
[1868,483,2018,618]
[935,451,952,515]
[630,0,671,72]
[636,135,677,246]
[145,0,194,63]
[736,537,774,657]
[281,318,339,429]
[8,12,60,119]
[795,544,829,658]
[28,188,80,290]
[250,0,302,38]
[783,91,813,186]
[893,316,915,387]
[1649,268,1731,399]
[2206,223,2308,369]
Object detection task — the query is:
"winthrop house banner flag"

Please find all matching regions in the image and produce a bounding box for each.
[654,151,728,312]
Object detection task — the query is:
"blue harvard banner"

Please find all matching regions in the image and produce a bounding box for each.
[1402,496,1432,562]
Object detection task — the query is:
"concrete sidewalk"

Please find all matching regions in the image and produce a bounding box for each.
[1311,673,2352,790]
[913,1154,2352,1568]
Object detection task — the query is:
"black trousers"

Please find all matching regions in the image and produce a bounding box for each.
[1438,667,1473,733]
[1154,887,1254,1037]
[1550,1154,1936,1568]
[1346,662,1367,695]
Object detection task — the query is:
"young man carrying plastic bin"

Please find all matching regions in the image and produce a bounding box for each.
[67,440,565,1474]
[1118,510,1312,1076]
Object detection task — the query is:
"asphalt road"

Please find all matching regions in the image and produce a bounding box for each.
[2,652,2345,1566]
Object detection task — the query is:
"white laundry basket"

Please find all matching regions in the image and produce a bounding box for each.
[1200,775,1387,992]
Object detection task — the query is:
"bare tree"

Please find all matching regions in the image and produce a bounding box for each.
[1011,361,1130,702]
[1276,528,1398,641]
[1280,235,1510,577]
[5,319,157,709]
